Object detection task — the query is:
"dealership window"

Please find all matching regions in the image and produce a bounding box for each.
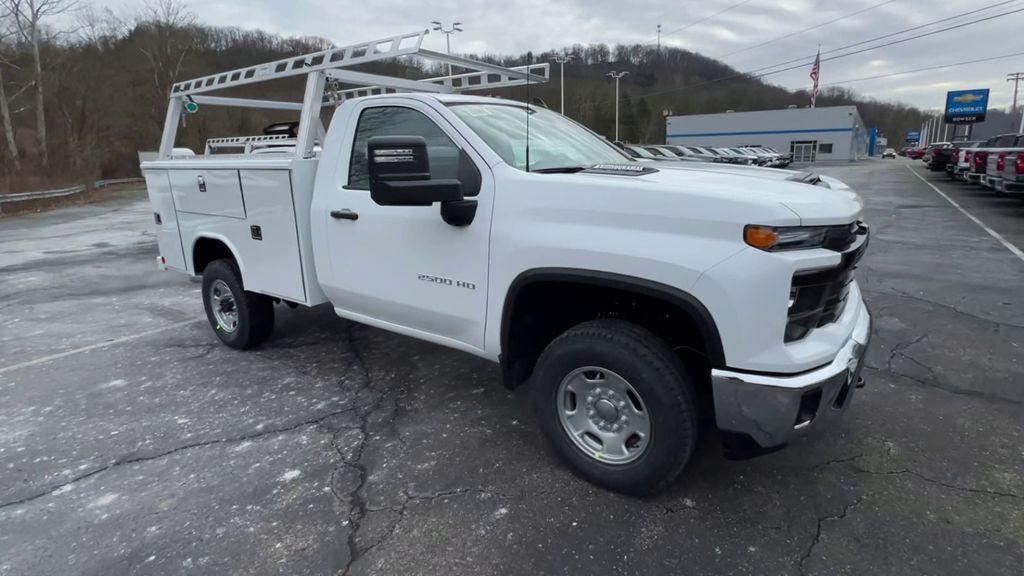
[818,142,834,154]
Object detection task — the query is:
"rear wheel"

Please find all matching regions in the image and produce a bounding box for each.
[201,258,274,350]
[530,319,698,495]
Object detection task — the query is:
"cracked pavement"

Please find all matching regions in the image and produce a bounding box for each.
[1,161,1022,575]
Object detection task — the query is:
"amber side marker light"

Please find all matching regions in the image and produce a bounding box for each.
[744,225,778,250]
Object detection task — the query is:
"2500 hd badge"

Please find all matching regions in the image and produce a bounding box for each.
[417,273,476,290]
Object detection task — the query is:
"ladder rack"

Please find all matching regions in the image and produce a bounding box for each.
[158,29,549,160]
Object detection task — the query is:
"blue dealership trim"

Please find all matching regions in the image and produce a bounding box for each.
[667,127,854,138]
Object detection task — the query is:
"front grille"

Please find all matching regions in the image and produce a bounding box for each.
[785,223,868,342]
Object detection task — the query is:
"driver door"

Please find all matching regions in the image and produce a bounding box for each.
[322,100,493,351]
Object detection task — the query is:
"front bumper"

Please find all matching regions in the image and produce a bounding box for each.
[711,301,871,448]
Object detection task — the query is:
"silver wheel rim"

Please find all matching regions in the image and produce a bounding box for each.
[556,366,651,465]
[208,279,239,333]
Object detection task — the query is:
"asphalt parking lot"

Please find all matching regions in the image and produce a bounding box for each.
[1,159,1021,575]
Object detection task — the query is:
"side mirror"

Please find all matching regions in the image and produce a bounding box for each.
[368,136,464,207]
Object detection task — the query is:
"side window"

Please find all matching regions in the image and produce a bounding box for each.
[348,106,461,189]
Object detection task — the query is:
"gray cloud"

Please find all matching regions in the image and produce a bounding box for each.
[93,0,1024,110]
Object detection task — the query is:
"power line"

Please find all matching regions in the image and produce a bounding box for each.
[743,1,1020,77]
[715,0,902,60]
[745,5,1024,78]
[635,4,1024,102]
[573,4,1024,112]
[817,50,1024,88]
[656,0,755,41]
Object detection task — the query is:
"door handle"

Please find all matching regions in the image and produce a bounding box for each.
[330,209,359,221]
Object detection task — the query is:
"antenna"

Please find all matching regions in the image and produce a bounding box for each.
[526,51,532,172]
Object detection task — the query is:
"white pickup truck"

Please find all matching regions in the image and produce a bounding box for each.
[142,31,871,494]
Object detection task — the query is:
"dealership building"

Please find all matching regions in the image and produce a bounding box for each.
[665,105,871,162]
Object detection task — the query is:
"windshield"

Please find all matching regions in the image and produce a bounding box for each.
[447,103,631,171]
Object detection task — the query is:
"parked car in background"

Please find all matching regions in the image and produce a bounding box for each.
[664,145,722,163]
[882,148,896,159]
[945,141,981,180]
[622,144,702,163]
[905,148,926,159]
[715,148,759,165]
[648,145,707,162]
[760,146,792,167]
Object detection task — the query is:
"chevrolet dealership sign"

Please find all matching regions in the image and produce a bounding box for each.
[944,89,990,124]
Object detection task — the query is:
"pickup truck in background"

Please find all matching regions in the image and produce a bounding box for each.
[999,147,1024,194]
[945,141,981,180]
[983,134,1024,191]
[922,142,951,170]
[141,31,872,495]
[967,133,1020,186]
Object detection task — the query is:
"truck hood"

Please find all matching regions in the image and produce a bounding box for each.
[578,163,864,226]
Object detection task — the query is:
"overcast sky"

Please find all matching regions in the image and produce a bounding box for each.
[92,0,1024,111]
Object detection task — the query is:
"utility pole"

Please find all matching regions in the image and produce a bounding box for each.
[657,24,662,52]
[1010,72,1024,134]
[550,52,574,114]
[607,71,628,141]
[431,21,463,78]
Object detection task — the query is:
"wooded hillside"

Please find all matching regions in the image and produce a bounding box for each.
[0,0,931,193]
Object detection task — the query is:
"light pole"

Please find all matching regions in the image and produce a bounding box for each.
[657,24,662,52]
[550,52,574,114]
[607,71,628,141]
[431,21,463,78]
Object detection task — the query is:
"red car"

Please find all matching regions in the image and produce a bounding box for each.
[905,148,926,159]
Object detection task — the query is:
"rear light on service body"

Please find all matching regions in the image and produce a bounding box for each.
[1017,154,1024,175]
[964,150,973,164]
[997,152,1006,172]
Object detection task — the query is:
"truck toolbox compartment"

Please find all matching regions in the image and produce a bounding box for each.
[169,169,246,219]
[235,169,306,302]
[142,169,187,271]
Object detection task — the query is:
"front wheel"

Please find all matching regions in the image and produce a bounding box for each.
[201,258,275,350]
[530,319,698,495]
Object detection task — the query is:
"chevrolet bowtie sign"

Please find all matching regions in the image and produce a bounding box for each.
[944,89,990,124]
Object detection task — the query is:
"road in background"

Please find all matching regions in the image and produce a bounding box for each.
[0,164,1021,576]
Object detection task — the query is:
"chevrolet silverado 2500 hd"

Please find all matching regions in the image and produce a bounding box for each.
[141,31,871,494]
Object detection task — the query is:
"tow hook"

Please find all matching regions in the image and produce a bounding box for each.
[855,376,866,389]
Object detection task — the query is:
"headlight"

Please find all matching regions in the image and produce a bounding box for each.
[744,225,831,251]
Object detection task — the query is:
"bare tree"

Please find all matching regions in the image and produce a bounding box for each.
[136,0,195,128]
[0,6,19,170]
[0,0,79,167]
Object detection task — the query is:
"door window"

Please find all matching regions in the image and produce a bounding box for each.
[348,106,461,189]
[790,140,818,162]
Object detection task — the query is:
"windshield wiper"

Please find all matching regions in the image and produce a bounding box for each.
[533,166,589,173]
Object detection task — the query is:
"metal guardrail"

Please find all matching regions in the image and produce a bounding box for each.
[94,177,145,188]
[0,178,143,214]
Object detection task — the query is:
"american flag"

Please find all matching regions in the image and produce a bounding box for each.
[809,48,821,108]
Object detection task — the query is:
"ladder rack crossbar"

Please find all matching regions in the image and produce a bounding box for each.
[330,63,550,102]
[171,30,428,97]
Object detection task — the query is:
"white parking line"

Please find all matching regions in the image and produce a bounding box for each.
[0,319,204,376]
[906,165,1024,264]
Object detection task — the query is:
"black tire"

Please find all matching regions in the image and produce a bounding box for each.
[201,258,274,350]
[530,319,698,495]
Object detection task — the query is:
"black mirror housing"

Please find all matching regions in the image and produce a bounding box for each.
[368,135,464,206]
